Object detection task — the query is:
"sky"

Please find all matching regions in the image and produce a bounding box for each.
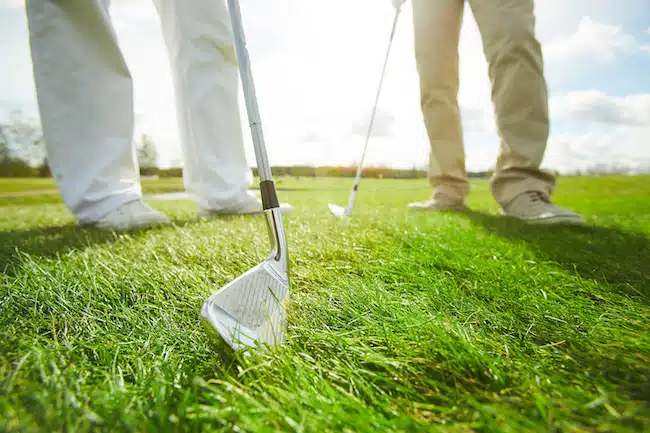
[1,0,649,173]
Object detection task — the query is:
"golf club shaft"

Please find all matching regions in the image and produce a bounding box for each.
[227,0,286,269]
[227,0,279,209]
[346,6,402,210]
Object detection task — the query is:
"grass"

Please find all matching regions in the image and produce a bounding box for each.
[0,178,59,193]
[0,176,316,206]
[0,177,185,197]
[0,176,324,195]
[1,175,649,432]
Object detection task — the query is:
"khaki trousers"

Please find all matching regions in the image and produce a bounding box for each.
[412,0,555,206]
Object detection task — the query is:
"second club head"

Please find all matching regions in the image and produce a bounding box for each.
[328,203,350,219]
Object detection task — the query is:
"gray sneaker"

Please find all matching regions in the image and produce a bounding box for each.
[501,191,583,225]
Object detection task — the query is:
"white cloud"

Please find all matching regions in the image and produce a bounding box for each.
[545,90,650,173]
[0,0,23,8]
[545,127,650,174]
[642,29,650,56]
[550,91,650,126]
[460,106,494,133]
[350,108,395,139]
[544,16,635,63]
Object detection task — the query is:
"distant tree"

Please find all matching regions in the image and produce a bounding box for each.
[0,125,8,164]
[136,133,158,170]
[38,158,51,177]
[1,111,46,168]
[0,157,33,177]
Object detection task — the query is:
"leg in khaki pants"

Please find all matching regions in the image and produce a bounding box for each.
[410,0,582,223]
[468,0,554,206]
[412,0,469,206]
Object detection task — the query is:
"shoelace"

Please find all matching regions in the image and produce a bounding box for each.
[512,191,553,214]
[526,191,549,204]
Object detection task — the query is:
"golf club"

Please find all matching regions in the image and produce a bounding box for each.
[200,0,290,354]
[328,3,403,219]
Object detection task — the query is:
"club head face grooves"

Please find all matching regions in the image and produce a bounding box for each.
[200,260,289,355]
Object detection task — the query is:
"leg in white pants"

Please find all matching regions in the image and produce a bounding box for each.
[25,0,253,223]
[25,0,142,224]
[154,0,254,212]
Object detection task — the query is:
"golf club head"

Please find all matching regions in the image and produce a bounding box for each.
[200,260,288,353]
[328,203,349,219]
[200,208,289,354]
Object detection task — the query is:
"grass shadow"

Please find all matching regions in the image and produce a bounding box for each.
[0,224,170,276]
[463,210,650,304]
[0,211,270,276]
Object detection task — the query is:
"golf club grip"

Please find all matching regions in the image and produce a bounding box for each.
[226,0,273,183]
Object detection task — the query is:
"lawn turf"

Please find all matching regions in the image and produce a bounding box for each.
[1,176,649,432]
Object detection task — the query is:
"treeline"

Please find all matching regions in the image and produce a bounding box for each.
[258,166,430,179]
[251,166,493,179]
[0,158,51,177]
[141,165,429,179]
[139,165,493,179]
[1,111,158,178]
[0,111,49,177]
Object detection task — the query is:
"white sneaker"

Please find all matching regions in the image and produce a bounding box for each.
[93,199,170,230]
[501,191,583,225]
[198,194,293,218]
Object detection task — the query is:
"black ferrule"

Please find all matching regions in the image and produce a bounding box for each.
[260,180,280,210]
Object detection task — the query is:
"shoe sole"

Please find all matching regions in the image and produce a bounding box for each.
[408,204,468,212]
[93,218,170,231]
[502,213,584,225]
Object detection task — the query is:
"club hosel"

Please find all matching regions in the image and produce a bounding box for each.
[264,209,289,273]
[346,186,358,212]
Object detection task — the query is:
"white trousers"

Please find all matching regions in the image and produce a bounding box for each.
[25,0,253,223]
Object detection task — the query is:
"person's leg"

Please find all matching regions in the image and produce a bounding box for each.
[468,0,582,223]
[25,0,151,224]
[409,0,468,210]
[153,0,262,213]
[468,0,552,203]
